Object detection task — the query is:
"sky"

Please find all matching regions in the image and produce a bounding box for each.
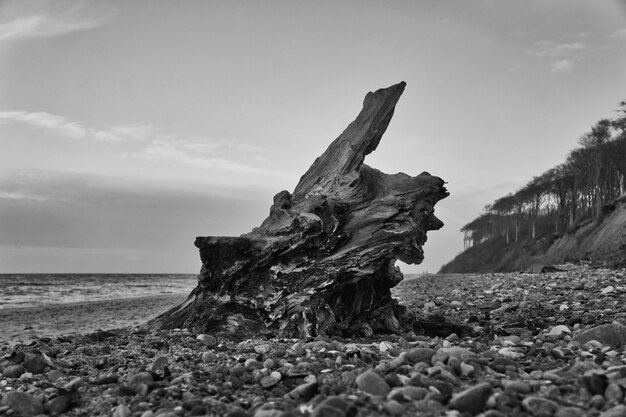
[1,0,625,274]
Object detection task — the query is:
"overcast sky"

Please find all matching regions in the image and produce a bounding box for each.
[1,0,625,273]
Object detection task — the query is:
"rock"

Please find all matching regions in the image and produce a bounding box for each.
[406,348,437,364]
[601,286,615,295]
[521,396,559,417]
[573,323,626,348]
[449,382,492,414]
[286,381,318,401]
[150,355,169,371]
[355,369,391,396]
[0,391,44,416]
[497,347,524,360]
[147,82,448,338]
[600,405,626,417]
[127,371,154,388]
[22,355,46,374]
[605,382,624,404]
[201,351,218,363]
[259,372,281,389]
[45,395,71,415]
[310,396,353,417]
[46,369,65,382]
[244,359,263,370]
[547,325,571,337]
[503,380,531,394]
[196,334,217,347]
[112,404,132,417]
[383,400,405,415]
[555,407,587,417]
[2,364,25,378]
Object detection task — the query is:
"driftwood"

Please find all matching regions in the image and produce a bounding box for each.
[148,82,448,338]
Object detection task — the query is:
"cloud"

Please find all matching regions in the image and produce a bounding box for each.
[0,110,156,142]
[0,110,87,138]
[529,41,587,57]
[0,0,115,42]
[549,59,573,73]
[608,28,626,39]
[128,138,276,176]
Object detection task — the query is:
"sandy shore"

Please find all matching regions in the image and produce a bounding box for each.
[0,294,188,346]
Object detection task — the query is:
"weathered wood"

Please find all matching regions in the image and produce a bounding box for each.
[147,82,448,338]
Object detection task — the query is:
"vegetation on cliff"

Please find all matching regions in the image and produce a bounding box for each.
[442,100,626,273]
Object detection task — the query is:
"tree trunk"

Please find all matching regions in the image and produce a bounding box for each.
[146,82,449,338]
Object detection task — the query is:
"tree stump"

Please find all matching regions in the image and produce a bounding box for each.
[147,82,449,338]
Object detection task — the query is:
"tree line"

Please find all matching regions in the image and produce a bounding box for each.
[462,100,626,250]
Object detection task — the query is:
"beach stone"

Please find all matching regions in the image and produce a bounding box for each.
[555,407,587,417]
[497,347,524,360]
[23,355,46,374]
[112,404,132,417]
[605,382,624,404]
[449,382,492,414]
[201,351,218,363]
[383,400,405,415]
[388,386,429,401]
[2,364,25,378]
[128,371,154,388]
[310,396,353,417]
[548,325,571,337]
[245,359,263,370]
[441,347,477,362]
[0,391,44,416]
[522,396,559,417]
[600,404,626,417]
[601,286,615,295]
[503,380,531,394]
[196,334,217,347]
[45,395,71,414]
[151,355,169,371]
[259,372,281,389]
[406,348,436,364]
[286,381,318,401]
[356,369,390,396]
[254,344,271,354]
[46,369,65,382]
[573,323,626,349]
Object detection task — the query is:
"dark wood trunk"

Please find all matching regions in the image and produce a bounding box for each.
[146,82,448,338]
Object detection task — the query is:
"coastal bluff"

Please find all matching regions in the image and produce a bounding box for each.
[148,82,448,338]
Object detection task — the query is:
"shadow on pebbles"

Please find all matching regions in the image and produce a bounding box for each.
[2,263,626,416]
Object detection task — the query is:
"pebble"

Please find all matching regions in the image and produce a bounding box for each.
[600,404,626,417]
[310,396,353,417]
[448,382,492,414]
[573,323,626,349]
[201,351,218,363]
[547,324,571,337]
[522,396,559,417]
[22,355,46,374]
[0,391,44,416]
[259,371,281,388]
[196,334,217,347]
[355,369,390,396]
[2,364,25,378]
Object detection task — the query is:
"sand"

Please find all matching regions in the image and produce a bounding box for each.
[0,294,188,346]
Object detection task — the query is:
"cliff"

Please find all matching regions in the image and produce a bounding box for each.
[441,196,626,273]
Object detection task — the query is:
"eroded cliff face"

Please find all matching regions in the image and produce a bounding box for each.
[441,197,626,274]
[148,82,448,338]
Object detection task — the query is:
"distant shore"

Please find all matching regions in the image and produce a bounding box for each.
[0,293,188,346]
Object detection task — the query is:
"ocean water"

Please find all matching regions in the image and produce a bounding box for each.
[0,274,197,309]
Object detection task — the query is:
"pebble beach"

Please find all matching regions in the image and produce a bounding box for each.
[3,263,626,416]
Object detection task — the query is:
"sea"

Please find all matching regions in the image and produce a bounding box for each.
[0,274,198,310]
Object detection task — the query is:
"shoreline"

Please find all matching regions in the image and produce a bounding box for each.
[0,293,189,346]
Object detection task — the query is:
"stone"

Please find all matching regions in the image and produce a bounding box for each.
[45,395,71,415]
[555,407,587,417]
[310,396,353,417]
[503,380,531,394]
[521,396,559,417]
[46,369,65,382]
[547,325,571,337]
[22,355,46,374]
[128,371,154,388]
[497,347,524,360]
[0,391,44,416]
[601,286,615,295]
[201,351,218,363]
[355,369,391,396]
[286,381,318,401]
[406,348,437,364]
[449,382,492,414]
[196,334,217,347]
[574,323,626,349]
[112,404,132,417]
[259,372,281,389]
[147,82,448,338]
[600,404,626,417]
[383,400,405,415]
[2,364,25,378]
[151,355,169,371]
